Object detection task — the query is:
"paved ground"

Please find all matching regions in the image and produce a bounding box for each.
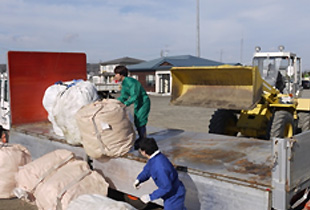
[142,94,215,133]
[302,89,310,98]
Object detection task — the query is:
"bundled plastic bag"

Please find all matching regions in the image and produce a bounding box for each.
[0,143,31,198]
[67,194,137,210]
[14,149,109,210]
[75,99,136,158]
[15,149,75,196]
[34,160,108,210]
[43,80,99,145]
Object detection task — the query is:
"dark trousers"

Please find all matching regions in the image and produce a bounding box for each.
[137,125,146,140]
[134,126,146,149]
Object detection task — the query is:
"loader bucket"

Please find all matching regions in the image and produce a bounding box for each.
[170,65,263,110]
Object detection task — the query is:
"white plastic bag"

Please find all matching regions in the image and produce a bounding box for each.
[43,80,99,145]
[42,82,67,136]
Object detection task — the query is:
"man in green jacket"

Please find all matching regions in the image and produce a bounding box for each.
[114,65,151,149]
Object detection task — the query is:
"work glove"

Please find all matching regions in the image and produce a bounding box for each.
[133,179,140,189]
[140,194,151,204]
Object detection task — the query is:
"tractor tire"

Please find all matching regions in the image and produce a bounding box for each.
[298,112,310,132]
[209,109,238,136]
[270,110,294,139]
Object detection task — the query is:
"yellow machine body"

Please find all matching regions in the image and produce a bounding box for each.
[297,98,310,111]
[170,65,300,138]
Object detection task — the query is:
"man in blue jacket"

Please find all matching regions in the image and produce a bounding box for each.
[133,137,186,210]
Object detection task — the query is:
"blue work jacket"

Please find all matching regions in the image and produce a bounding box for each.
[137,152,186,210]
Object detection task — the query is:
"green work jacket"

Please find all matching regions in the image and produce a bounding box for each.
[117,77,150,128]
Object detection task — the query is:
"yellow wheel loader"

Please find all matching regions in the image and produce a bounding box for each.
[171,46,310,139]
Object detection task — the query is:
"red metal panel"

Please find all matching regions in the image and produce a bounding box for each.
[8,51,87,125]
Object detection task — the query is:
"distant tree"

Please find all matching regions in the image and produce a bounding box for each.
[302,71,310,78]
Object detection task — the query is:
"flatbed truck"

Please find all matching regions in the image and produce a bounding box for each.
[5,51,310,210]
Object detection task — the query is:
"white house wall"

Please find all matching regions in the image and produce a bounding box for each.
[100,64,118,74]
[155,70,172,94]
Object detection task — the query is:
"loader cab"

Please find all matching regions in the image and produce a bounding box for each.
[0,73,10,142]
[252,46,302,97]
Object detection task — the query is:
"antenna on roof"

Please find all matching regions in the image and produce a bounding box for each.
[160,48,169,57]
[160,50,164,57]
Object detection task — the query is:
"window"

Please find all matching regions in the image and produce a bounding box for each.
[131,75,138,80]
[146,75,155,86]
[107,65,114,73]
[0,80,2,98]
[4,80,8,102]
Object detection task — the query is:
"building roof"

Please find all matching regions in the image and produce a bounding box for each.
[127,55,224,71]
[100,57,145,65]
[0,64,6,73]
[86,63,100,75]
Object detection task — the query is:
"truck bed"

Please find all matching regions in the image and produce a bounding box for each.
[12,122,272,187]
[10,121,273,210]
[147,126,272,187]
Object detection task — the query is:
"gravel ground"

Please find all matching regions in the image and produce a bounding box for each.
[146,94,215,133]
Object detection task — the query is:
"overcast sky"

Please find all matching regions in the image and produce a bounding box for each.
[1,0,310,70]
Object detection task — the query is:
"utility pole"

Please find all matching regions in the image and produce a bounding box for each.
[196,0,201,57]
[240,37,244,63]
[220,49,223,62]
